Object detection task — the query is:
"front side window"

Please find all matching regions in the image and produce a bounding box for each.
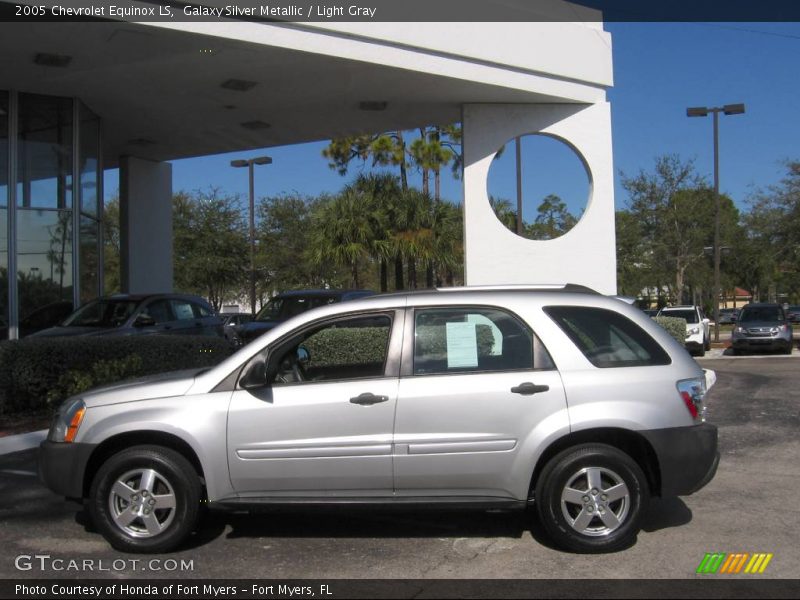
[141,299,172,324]
[413,307,545,375]
[545,306,671,368]
[269,314,392,385]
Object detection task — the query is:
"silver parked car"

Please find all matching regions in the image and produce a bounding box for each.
[40,285,718,554]
[731,302,793,355]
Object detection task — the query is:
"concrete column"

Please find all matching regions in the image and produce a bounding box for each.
[119,156,173,294]
[462,103,617,295]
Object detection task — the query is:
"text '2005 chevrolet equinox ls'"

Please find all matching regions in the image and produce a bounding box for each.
[40,285,719,554]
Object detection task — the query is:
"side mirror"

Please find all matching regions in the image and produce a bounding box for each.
[702,318,710,325]
[133,314,156,328]
[240,356,268,390]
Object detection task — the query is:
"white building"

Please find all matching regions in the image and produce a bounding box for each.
[0,0,615,339]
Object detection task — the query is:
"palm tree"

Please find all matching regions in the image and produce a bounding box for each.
[308,190,374,288]
[347,173,401,292]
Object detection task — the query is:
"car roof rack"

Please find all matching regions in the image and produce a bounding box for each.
[434,283,598,294]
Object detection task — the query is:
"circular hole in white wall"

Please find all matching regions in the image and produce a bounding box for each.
[486,133,591,241]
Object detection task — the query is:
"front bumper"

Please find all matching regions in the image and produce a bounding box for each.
[38,440,95,500]
[641,423,719,497]
[731,336,792,352]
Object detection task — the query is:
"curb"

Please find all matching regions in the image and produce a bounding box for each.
[0,430,47,456]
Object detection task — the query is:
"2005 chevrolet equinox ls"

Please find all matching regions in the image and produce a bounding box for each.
[40,285,719,554]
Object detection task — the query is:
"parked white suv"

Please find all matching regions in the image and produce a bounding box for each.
[40,285,719,554]
[658,305,711,357]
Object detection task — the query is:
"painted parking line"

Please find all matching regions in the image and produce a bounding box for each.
[0,429,47,455]
[700,347,800,359]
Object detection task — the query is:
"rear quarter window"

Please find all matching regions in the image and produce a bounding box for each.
[545,306,671,368]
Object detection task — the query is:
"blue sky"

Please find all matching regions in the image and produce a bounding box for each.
[104,21,800,221]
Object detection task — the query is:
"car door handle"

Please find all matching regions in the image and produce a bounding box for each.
[511,382,550,395]
[350,393,390,405]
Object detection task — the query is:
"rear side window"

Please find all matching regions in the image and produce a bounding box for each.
[413,307,553,375]
[545,306,671,368]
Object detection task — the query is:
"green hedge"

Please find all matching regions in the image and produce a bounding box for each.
[652,316,687,345]
[416,324,495,358]
[304,327,389,367]
[0,335,234,414]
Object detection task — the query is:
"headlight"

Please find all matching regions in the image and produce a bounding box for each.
[688,326,700,335]
[48,398,86,443]
[735,326,745,334]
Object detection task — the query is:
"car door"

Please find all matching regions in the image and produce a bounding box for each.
[393,306,568,500]
[227,310,403,496]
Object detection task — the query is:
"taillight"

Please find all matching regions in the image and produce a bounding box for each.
[677,378,706,422]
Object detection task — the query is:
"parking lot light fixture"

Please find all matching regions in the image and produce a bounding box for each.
[687,103,745,343]
[231,156,273,315]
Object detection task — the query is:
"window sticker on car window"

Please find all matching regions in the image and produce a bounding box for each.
[446,322,479,368]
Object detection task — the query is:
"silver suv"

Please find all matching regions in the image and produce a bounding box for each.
[40,285,718,554]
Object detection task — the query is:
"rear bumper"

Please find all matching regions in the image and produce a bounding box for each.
[38,440,95,500]
[641,423,719,497]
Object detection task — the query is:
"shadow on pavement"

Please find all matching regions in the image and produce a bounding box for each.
[641,496,692,532]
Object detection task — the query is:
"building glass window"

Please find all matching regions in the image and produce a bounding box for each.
[79,102,101,302]
[0,91,8,339]
[79,215,98,304]
[17,93,73,210]
[79,102,99,218]
[1,92,102,339]
[16,208,73,319]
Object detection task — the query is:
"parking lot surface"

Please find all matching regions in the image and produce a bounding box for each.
[1,358,798,580]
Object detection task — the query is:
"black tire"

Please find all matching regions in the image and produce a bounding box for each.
[704,336,711,351]
[89,445,201,553]
[534,444,649,553]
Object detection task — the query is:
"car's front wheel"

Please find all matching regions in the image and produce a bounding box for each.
[89,445,202,553]
[534,444,649,553]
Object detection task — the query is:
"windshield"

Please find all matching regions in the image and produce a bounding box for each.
[255,298,284,322]
[660,309,698,324]
[255,296,338,322]
[62,299,140,328]
[740,307,784,323]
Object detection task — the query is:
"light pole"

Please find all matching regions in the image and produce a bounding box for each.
[231,156,272,315]
[687,103,745,343]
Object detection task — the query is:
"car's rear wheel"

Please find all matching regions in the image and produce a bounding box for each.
[89,445,201,553]
[534,444,649,553]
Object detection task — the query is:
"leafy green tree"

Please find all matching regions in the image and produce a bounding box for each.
[172,189,249,310]
[256,193,332,296]
[742,161,800,301]
[620,155,741,305]
[526,194,578,240]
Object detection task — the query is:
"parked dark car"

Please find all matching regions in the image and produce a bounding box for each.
[238,289,374,344]
[786,305,800,324]
[731,303,793,355]
[0,299,74,339]
[31,294,224,339]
